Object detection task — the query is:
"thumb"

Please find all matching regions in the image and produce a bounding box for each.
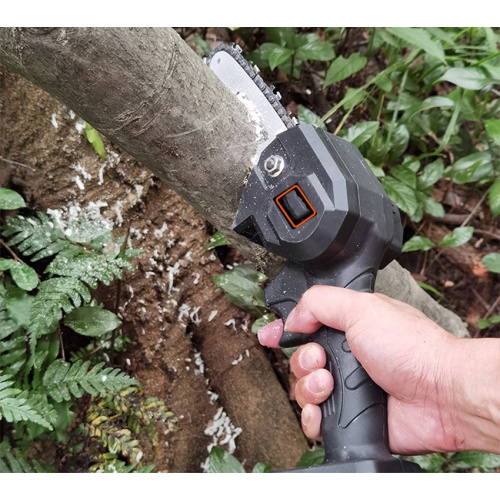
[284,285,373,334]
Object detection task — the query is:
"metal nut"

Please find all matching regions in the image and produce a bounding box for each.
[264,155,285,178]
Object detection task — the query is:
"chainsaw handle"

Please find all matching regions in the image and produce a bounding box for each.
[308,325,388,465]
[265,262,420,472]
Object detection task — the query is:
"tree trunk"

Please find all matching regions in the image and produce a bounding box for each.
[0,26,470,470]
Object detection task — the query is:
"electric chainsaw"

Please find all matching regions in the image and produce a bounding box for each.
[207,44,421,473]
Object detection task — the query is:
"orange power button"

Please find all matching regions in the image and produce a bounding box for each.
[275,185,316,228]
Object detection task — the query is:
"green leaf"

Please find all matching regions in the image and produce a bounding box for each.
[385,27,445,62]
[267,27,295,48]
[477,319,490,329]
[381,177,419,217]
[85,123,106,159]
[441,67,497,91]
[209,446,245,473]
[0,375,52,429]
[343,121,379,148]
[296,446,325,468]
[297,105,326,130]
[439,227,474,247]
[452,451,500,472]
[489,178,500,218]
[417,159,444,190]
[212,265,268,317]
[0,258,15,271]
[296,41,334,61]
[388,124,410,162]
[342,88,368,111]
[407,453,447,472]
[482,253,500,273]
[64,306,122,337]
[391,164,417,189]
[28,277,91,337]
[3,261,38,291]
[324,53,367,87]
[423,197,445,218]
[42,359,139,402]
[0,188,26,210]
[402,236,435,252]
[251,462,271,473]
[374,74,392,93]
[251,313,276,334]
[1,212,72,261]
[205,231,230,250]
[485,119,500,146]
[193,34,211,56]
[267,45,294,70]
[4,282,33,329]
[417,282,444,300]
[478,315,500,330]
[45,251,133,289]
[451,152,493,185]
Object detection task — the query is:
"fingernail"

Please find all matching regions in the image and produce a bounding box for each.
[298,344,320,371]
[305,374,326,396]
[301,405,312,427]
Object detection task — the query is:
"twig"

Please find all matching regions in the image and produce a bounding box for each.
[0,238,22,262]
[485,296,500,319]
[0,156,35,170]
[460,188,489,228]
[474,228,500,241]
[471,288,490,312]
[0,238,42,279]
[57,325,66,361]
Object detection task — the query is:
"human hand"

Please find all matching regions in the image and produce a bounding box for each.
[258,286,500,455]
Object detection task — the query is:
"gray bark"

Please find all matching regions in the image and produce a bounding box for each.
[0,27,468,338]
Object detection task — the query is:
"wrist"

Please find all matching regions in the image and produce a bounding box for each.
[450,338,500,453]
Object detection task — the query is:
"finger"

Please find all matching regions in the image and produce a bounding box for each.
[257,319,284,348]
[285,285,375,334]
[290,343,327,378]
[294,369,334,408]
[301,404,322,441]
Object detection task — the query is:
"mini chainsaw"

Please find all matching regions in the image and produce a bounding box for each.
[207,44,421,473]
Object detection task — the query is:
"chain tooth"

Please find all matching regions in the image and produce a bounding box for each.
[207,43,295,129]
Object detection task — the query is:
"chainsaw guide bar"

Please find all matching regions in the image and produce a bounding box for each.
[206,44,297,164]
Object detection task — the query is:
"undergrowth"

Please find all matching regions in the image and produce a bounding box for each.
[0,189,176,472]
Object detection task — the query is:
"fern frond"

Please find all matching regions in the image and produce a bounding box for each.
[41,359,139,403]
[0,283,19,341]
[28,277,92,337]
[0,330,26,376]
[0,373,53,429]
[0,449,54,473]
[1,212,73,261]
[45,251,134,289]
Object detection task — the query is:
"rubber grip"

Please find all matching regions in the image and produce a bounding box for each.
[308,325,388,465]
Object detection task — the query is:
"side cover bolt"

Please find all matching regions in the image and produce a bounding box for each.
[264,155,285,178]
